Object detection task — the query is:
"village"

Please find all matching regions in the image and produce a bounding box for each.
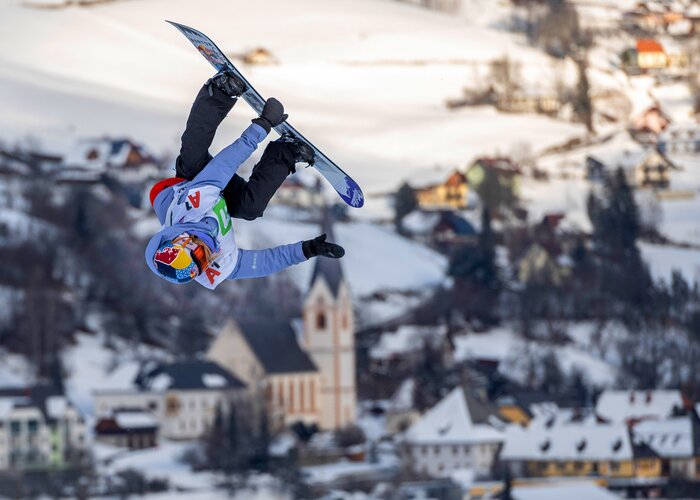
[1,0,700,498]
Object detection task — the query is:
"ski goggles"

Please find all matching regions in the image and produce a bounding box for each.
[171,234,214,274]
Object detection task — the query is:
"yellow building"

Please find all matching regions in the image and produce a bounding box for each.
[414,170,469,210]
[501,421,664,481]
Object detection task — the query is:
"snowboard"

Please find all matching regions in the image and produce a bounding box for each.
[167,21,364,208]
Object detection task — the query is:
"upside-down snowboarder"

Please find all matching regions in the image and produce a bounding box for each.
[145,72,345,289]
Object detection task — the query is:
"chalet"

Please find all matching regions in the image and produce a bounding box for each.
[516,243,571,287]
[95,409,158,450]
[209,213,356,431]
[0,386,86,470]
[403,386,504,477]
[586,137,674,189]
[412,169,469,210]
[595,390,687,425]
[402,210,477,252]
[658,124,700,154]
[59,137,158,183]
[94,360,248,440]
[369,325,450,373]
[622,2,666,33]
[243,47,277,65]
[466,157,521,197]
[622,39,667,72]
[632,105,670,136]
[497,88,561,116]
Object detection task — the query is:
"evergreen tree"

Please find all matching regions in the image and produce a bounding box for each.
[394,182,418,233]
[448,208,501,324]
[574,55,594,133]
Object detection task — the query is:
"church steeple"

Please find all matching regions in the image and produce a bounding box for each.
[309,208,345,297]
[302,206,356,429]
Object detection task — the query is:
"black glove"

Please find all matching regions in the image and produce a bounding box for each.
[252,98,288,133]
[302,234,345,259]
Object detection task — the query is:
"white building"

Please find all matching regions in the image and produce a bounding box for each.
[94,360,248,440]
[403,386,504,477]
[595,389,685,424]
[0,386,86,470]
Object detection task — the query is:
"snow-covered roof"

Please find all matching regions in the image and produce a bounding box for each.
[633,417,694,458]
[46,396,68,419]
[405,387,504,445]
[136,360,246,392]
[370,324,447,360]
[114,410,158,429]
[501,422,633,461]
[512,481,622,500]
[407,167,464,190]
[595,390,684,424]
[62,137,153,171]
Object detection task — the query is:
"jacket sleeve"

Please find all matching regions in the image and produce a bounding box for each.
[188,123,268,191]
[227,242,307,280]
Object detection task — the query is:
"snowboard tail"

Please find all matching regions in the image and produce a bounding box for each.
[167,20,364,208]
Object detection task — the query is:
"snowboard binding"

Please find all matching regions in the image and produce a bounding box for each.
[279,133,315,167]
[207,70,247,98]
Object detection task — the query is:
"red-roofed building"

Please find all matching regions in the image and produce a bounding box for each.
[636,39,667,70]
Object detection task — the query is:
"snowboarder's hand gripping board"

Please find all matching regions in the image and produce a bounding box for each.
[166,20,364,208]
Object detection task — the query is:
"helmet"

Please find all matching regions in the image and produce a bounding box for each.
[153,239,199,284]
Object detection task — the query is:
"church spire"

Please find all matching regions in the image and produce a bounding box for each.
[309,207,345,297]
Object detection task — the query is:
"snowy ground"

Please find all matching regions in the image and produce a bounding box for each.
[0,0,585,198]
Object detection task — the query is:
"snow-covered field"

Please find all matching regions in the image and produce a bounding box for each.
[0,0,585,196]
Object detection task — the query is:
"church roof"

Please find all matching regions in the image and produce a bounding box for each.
[309,209,345,297]
[237,320,318,375]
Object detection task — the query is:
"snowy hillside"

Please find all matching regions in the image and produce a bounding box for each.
[0,0,584,197]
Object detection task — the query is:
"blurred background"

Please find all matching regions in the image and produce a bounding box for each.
[1,0,700,498]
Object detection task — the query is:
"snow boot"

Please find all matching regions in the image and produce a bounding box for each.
[277,133,316,166]
[207,70,247,98]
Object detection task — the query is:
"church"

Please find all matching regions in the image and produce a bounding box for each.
[207,216,357,431]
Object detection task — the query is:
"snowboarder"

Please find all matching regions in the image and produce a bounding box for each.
[145,72,344,289]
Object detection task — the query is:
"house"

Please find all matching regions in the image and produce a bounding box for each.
[658,124,700,154]
[403,386,504,477]
[595,390,686,425]
[412,169,469,210]
[243,47,277,65]
[501,421,663,480]
[497,88,561,116]
[95,409,158,450]
[516,243,571,287]
[207,319,322,429]
[59,137,159,183]
[632,105,670,136]
[210,212,357,431]
[622,3,666,33]
[622,39,667,72]
[634,416,700,479]
[466,157,521,198]
[93,360,248,440]
[271,175,324,209]
[0,385,86,470]
[369,325,450,373]
[585,135,674,189]
[402,210,477,253]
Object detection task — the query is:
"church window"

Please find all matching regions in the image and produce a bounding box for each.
[300,379,305,412]
[316,312,326,329]
[277,381,284,407]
